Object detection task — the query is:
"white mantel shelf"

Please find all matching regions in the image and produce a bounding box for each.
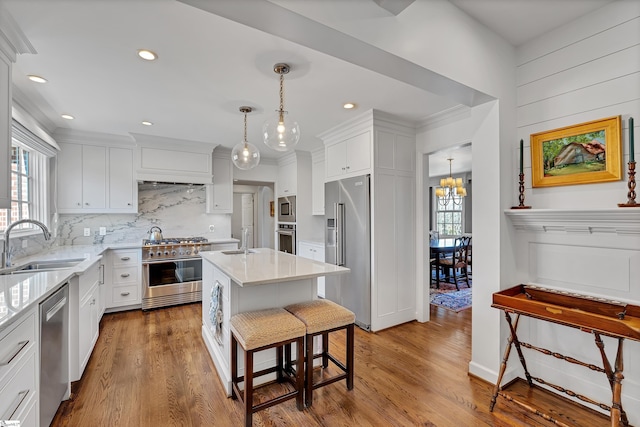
[504,209,640,235]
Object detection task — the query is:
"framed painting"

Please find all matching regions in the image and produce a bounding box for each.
[530,116,622,188]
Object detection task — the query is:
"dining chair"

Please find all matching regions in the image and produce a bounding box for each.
[438,235,471,290]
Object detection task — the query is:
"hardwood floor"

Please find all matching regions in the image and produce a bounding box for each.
[52,304,610,426]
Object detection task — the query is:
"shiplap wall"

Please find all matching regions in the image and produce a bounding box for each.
[510,1,640,422]
[516,0,639,209]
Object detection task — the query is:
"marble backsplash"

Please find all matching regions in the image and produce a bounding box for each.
[12,183,231,259]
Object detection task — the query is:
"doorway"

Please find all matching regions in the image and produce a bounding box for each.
[232,182,275,249]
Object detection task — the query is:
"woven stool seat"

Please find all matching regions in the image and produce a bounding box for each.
[285,299,355,334]
[230,307,306,350]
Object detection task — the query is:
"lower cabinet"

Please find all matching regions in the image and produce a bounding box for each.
[105,249,141,311]
[0,310,38,426]
[69,259,102,382]
[298,241,325,297]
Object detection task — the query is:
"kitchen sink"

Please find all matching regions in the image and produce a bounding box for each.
[0,258,85,275]
[221,249,256,255]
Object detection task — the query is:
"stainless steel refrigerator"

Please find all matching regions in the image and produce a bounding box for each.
[325,174,371,330]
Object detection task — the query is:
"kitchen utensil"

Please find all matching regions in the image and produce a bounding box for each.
[149,226,163,242]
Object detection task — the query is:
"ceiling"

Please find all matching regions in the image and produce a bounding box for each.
[2,0,614,177]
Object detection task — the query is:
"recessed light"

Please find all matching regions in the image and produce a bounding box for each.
[137,49,158,61]
[27,75,47,83]
[343,102,356,109]
[61,114,74,120]
[141,121,153,126]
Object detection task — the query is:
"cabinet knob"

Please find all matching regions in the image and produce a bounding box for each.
[346,166,350,170]
[127,202,132,206]
[91,298,96,305]
[85,202,90,206]
[77,203,82,206]
[342,167,346,171]
[121,292,130,296]
[121,273,130,278]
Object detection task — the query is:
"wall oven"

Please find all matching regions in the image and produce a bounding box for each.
[278,196,296,223]
[142,237,211,310]
[277,223,296,254]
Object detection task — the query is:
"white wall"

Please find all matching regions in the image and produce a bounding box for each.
[509,1,640,421]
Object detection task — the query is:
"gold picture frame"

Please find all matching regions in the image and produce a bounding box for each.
[531,116,622,188]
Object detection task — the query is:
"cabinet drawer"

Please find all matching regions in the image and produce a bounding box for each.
[112,285,139,304]
[0,351,37,422]
[112,266,139,285]
[112,250,140,267]
[0,313,36,386]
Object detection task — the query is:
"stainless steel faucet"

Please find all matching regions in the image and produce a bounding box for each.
[2,219,52,268]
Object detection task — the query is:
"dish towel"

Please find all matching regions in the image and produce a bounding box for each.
[210,281,224,345]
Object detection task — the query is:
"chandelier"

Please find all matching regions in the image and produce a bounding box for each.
[232,106,260,170]
[435,158,467,207]
[262,63,300,152]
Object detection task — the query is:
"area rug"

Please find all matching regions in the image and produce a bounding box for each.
[430,282,472,312]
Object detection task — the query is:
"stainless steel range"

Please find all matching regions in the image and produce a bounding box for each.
[142,237,211,310]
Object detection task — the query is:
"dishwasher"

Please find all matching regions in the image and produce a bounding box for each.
[40,283,69,427]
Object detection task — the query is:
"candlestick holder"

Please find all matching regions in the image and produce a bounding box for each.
[618,161,639,207]
[511,172,531,209]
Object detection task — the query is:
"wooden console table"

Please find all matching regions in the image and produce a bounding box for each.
[490,284,640,427]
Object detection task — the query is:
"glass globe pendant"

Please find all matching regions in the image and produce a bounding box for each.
[232,107,260,170]
[263,63,300,152]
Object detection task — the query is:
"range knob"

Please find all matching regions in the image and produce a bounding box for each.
[164,250,170,256]
[185,249,192,255]
[171,249,177,256]
[148,251,154,257]
[193,246,199,254]
[156,251,162,257]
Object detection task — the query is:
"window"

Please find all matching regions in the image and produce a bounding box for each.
[435,196,463,237]
[0,120,52,233]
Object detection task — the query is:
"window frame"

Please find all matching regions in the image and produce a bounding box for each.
[433,191,465,238]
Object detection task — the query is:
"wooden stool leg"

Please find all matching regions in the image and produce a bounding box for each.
[296,337,305,411]
[244,350,254,427]
[306,333,314,407]
[347,323,354,390]
[231,334,238,399]
[276,345,283,382]
[322,332,329,368]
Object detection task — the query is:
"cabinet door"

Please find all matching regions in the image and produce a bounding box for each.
[345,131,371,175]
[57,143,84,210]
[109,147,136,211]
[82,145,107,209]
[326,141,347,179]
[277,161,297,196]
[78,283,98,375]
[0,52,11,209]
[207,156,232,213]
[312,156,325,215]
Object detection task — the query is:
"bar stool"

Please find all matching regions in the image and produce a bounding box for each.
[230,308,306,427]
[285,299,355,407]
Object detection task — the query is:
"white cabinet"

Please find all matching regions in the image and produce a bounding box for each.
[70,260,101,381]
[105,249,141,311]
[277,157,297,196]
[206,154,232,213]
[311,149,325,215]
[325,130,371,181]
[0,310,38,426]
[57,142,137,214]
[0,50,12,209]
[108,147,136,211]
[298,241,325,297]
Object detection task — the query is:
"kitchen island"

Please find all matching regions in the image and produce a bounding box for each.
[199,248,349,395]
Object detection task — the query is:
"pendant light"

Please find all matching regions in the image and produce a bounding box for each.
[232,106,260,170]
[262,63,300,152]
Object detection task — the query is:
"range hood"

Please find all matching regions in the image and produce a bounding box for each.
[132,133,218,185]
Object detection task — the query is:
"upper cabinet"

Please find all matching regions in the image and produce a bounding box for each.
[54,130,137,214]
[206,149,232,214]
[277,155,297,197]
[311,148,325,215]
[132,133,216,185]
[324,130,372,181]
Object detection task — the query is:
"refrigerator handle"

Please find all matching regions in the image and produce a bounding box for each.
[336,203,346,266]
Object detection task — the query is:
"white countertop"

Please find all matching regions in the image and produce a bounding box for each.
[200,248,349,287]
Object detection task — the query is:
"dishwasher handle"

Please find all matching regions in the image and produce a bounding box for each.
[46,297,67,322]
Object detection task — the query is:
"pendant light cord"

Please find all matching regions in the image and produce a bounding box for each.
[278,72,285,122]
